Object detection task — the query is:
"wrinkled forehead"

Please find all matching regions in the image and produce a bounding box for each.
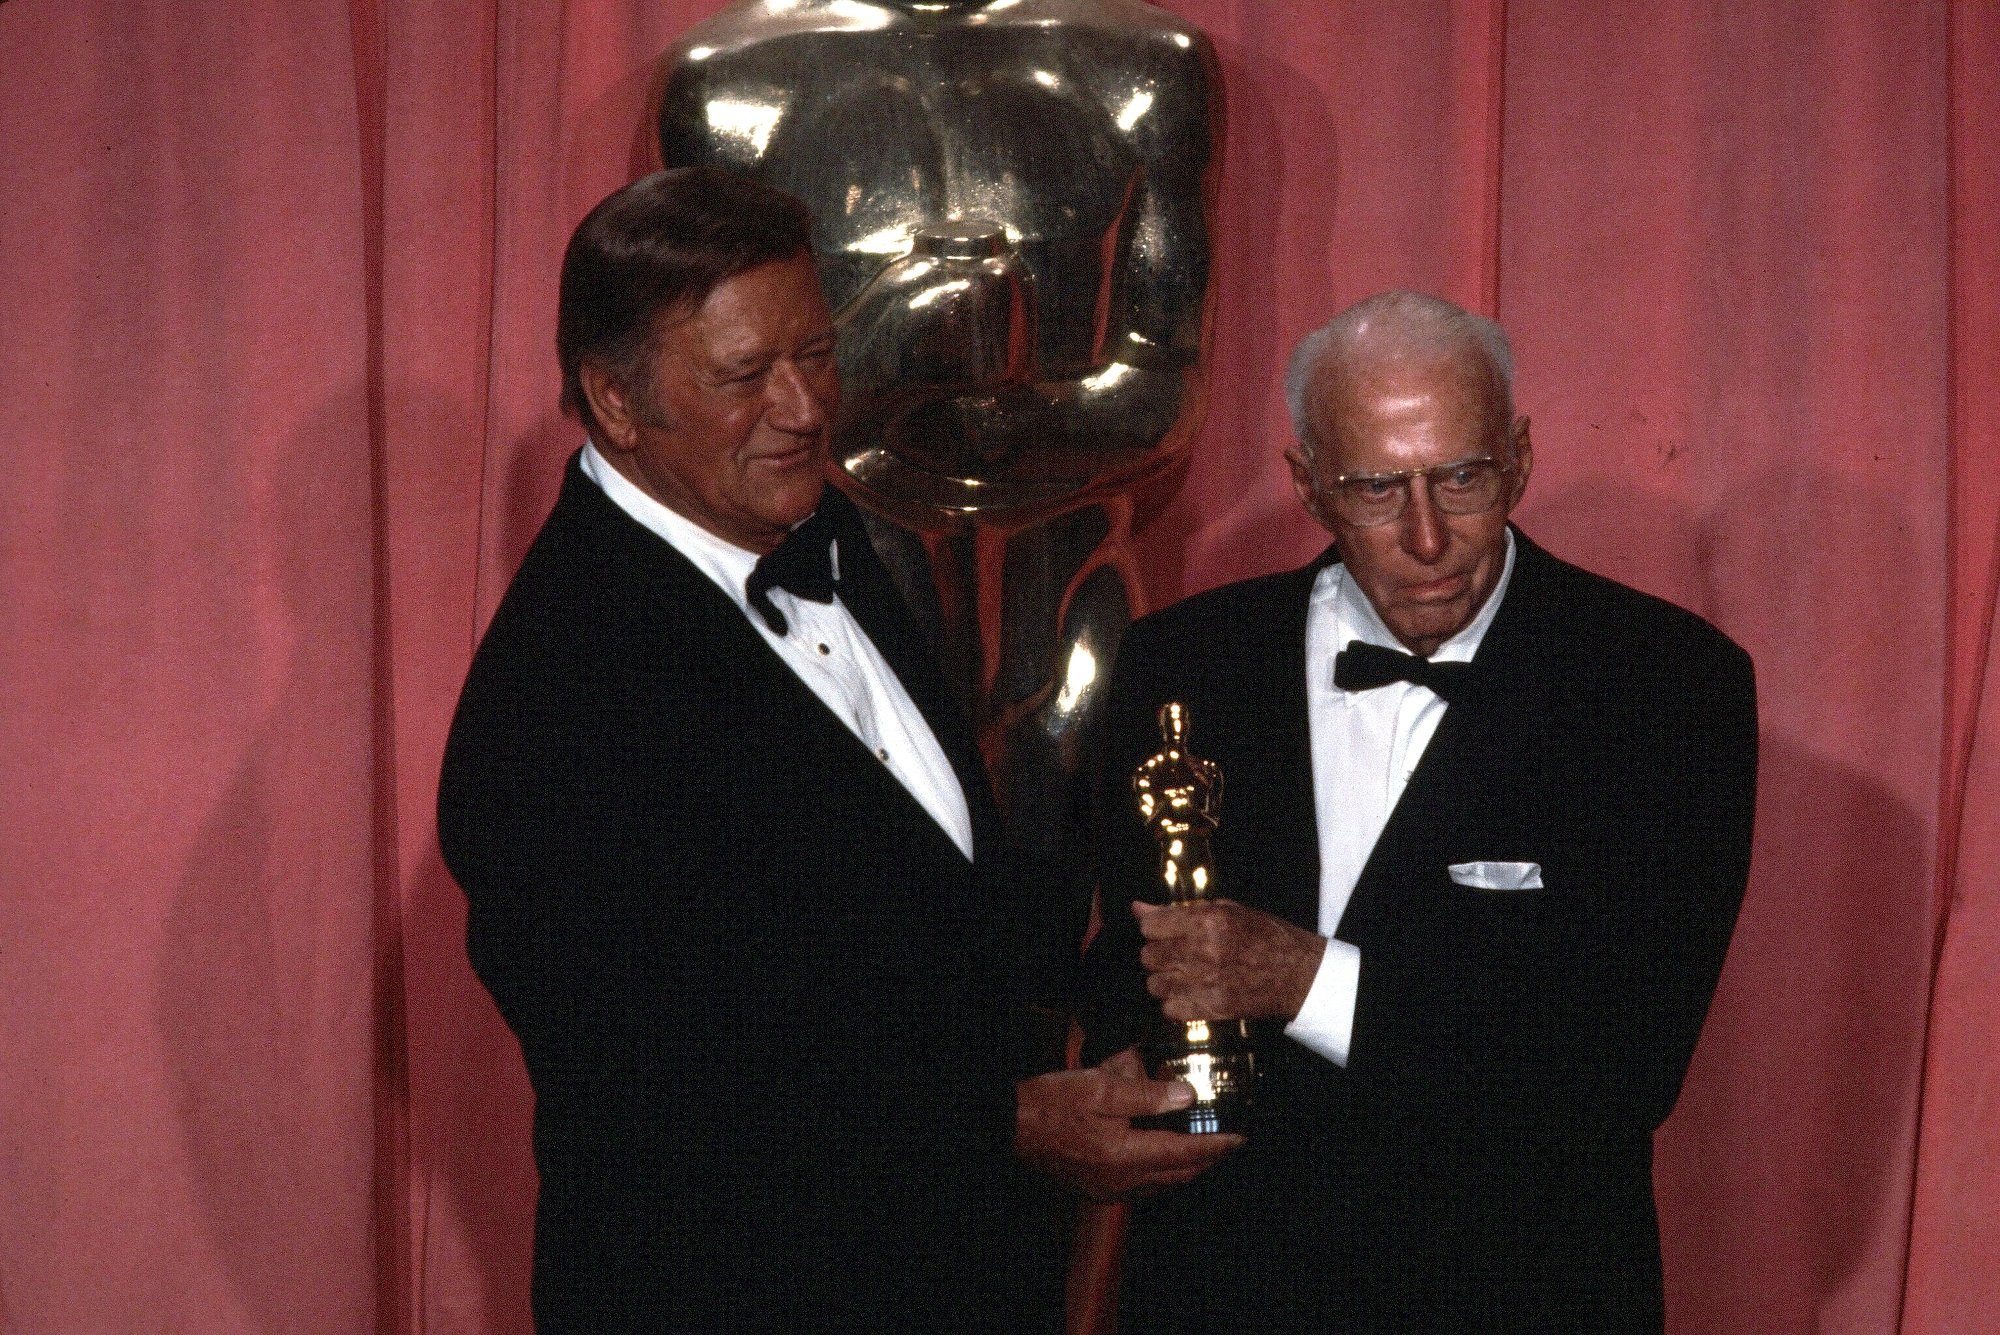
[1303,346,1508,463]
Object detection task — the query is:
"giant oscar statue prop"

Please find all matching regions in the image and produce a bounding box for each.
[656,2,1220,936]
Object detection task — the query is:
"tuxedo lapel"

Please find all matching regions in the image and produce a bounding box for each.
[821,489,996,861]
[1224,558,1326,932]
[1333,530,1551,937]
[573,466,978,869]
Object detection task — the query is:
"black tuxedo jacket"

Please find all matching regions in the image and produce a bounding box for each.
[439,456,1046,1332]
[1082,531,1757,1334]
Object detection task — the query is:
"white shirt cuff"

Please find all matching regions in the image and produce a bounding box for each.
[1283,938,1361,1067]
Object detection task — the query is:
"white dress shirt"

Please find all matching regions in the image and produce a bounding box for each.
[580,443,974,861]
[1283,532,1517,1066]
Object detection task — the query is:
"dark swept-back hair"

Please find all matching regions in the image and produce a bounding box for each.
[556,166,816,439]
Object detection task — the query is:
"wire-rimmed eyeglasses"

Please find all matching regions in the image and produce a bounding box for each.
[1325,455,1516,527]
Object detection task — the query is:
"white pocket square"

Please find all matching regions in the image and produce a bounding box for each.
[1449,861,1545,890]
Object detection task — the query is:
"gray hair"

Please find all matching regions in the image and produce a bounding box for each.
[1283,290,1515,453]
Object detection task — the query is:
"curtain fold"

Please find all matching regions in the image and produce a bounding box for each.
[1900,2,2000,1330]
[1,3,386,1329]
[0,3,1990,1332]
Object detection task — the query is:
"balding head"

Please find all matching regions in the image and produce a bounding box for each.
[1285,291,1515,462]
[1282,290,1531,656]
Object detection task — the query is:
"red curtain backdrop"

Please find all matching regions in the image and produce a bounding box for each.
[2,2,1994,1331]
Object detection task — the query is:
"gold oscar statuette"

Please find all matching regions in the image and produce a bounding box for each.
[1133,702,1257,1134]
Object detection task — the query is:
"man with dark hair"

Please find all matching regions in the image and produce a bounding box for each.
[552,167,817,443]
[438,166,1227,1332]
[1083,291,1758,1333]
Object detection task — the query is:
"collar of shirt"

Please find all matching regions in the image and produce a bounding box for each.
[1322,527,1519,705]
[1283,531,1520,1066]
[578,443,972,861]
[579,441,840,614]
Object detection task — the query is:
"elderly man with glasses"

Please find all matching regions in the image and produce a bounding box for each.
[1080,290,1759,1334]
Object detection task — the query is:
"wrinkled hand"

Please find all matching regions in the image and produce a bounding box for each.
[1015,1048,1241,1200]
[1135,899,1327,1023]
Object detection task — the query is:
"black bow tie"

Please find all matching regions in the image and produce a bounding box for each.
[1333,640,1474,704]
[746,507,837,635]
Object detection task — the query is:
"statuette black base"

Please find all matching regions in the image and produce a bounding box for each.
[1138,1017,1257,1135]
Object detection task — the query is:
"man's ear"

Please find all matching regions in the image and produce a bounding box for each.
[580,361,640,453]
[1506,415,1533,506]
[1287,445,1335,532]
